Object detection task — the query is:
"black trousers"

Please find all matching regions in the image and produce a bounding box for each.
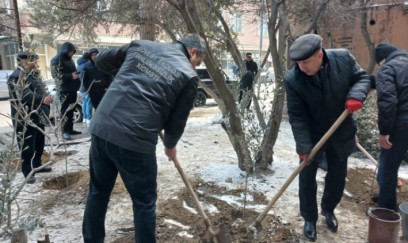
[59,91,77,133]
[83,135,157,243]
[377,114,408,210]
[299,141,348,222]
[16,124,45,177]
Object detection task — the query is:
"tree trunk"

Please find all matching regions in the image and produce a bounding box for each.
[139,0,156,40]
[359,0,375,74]
[255,0,285,169]
[167,0,253,171]
[304,0,330,34]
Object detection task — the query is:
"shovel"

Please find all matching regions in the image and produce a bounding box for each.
[249,109,350,230]
[356,142,378,166]
[159,133,231,243]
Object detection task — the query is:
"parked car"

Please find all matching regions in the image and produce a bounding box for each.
[194,68,236,107]
[45,80,83,123]
[0,70,14,100]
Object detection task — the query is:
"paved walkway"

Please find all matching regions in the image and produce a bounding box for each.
[0,122,91,151]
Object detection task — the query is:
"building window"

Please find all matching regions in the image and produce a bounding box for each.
[259,16,269,37]
[231,12,243,33]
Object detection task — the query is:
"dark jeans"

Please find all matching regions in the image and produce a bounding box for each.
[377,115,408,210]
[16,124,45,177]
[59,91,77,133]
[299,142,348,222]
[83,135,157,243]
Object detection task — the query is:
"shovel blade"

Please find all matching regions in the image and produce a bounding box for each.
[201,224,231,243]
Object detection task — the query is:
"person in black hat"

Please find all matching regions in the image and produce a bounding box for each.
[283,33,370,241]
[82,48,113,111]
[7,51,53,184]
[374,43,408,212]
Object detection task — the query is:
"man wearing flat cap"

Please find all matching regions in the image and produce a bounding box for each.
[374,43,408,212]
[7,51,53,184]
[283,34,370,241]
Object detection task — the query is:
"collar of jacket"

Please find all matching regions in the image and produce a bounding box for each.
[384,49,408,63]
[175,41,191,60]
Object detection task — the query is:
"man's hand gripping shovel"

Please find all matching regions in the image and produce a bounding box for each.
[249,109,350,233]
[159,132,231,243]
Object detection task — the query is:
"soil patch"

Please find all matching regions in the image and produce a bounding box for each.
[343,167,408,214]
[42,171,127,211]
[112,180,303,243]
[41,150,78,163]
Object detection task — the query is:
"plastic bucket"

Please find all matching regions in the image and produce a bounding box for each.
[399,202,408,240]
[368,208,401,243]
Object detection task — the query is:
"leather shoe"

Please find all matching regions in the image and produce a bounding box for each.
[36,165,52,173]
[68,130,82,135]
[322,211,338,232]
[303,221,317,241]
[62,132,71,140]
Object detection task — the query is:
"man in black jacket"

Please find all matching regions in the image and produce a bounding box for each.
[82,34,206,243]
[7,52,53,184]
[244,52,258,76]
[50,42,81,140]
[374,43,408,211]
[284,34,370,241]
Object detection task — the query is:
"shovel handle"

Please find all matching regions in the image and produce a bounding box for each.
[159,132,219,242]
[252,109,350,227]
[356,142,378,166]
[172,158,219,243]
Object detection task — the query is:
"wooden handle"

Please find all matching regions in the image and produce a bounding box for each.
[252,109,350,226]
[159,132,218,242]
[356,142,378,166]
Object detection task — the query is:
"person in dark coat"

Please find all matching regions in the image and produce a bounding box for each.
[50,42,81,140]
[244,52,258,75]
[374,43,408,211]
[77,52,93,123]
[7,52,53,184]
[82,48,113,110]
[82,34,206,243]
[238,71,254,108]
[284,34,370,241]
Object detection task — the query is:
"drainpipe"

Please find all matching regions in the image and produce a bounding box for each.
[12,0,23,51]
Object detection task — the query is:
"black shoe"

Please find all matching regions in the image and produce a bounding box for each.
[304,221,317,241]
[26,176,36,184]
[63,132,71,140]
[322,211,338,232]
[36,165,52,173]
[68,130,82,135]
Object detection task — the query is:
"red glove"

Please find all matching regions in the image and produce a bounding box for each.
[299,154,309,165]
[346,99,363,113]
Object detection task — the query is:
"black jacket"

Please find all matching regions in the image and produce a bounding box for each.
[50,42,80,92]
[89,40,198,153]
[284,49,370,159]
[82,60,113,108]
[376,50,408,135]
[245,60,258,75]
[7,68,50,129]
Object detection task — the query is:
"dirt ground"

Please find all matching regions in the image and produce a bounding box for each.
[13,103,408,243]
[39,165,408,242]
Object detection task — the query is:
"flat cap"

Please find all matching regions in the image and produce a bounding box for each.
[17,51,39,61]
[289,34,322,61]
